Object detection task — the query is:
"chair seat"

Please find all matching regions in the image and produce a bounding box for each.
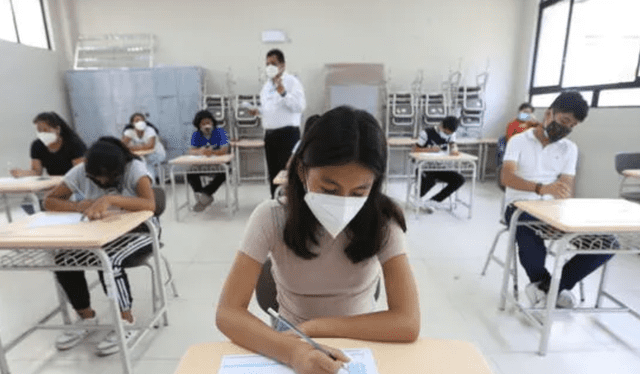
[620,192,640,202]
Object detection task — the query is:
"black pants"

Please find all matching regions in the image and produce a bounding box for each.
[265,126,300,198]
[187,172,226,196]
[419,171,465,202]
[54,224,154,312]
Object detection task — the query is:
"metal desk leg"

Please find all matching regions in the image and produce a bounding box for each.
[146,220,169,326]
[171,165,179,222]
[469,161,476,219]
[3,194,12,223]
[500,209,523,310]
[595,261,609,308]
[224,165,231,217]
[538,239,568,356]
[0,332,10,374]
[95,251,133,374]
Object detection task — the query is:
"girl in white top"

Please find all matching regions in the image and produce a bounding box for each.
[122,113,166,180]
[216,106,420,374]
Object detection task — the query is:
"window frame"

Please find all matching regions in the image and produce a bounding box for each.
[529,0,640,108]
[1,0,52,50]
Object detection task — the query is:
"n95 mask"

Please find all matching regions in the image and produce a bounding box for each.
[304,192,368,238]
[36,131,57,146]
[134,121,147,131]
[265,64,279,79]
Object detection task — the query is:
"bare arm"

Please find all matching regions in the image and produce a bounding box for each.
[296,254,420,343]
[501,161,573,199]
[72,157,85,166]
[411,145,441,153]
[124,136,155,152]
[44,182,95,212]
[10,159,43,177]
[216,252,349,373]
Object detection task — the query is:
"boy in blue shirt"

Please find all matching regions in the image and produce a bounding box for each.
[188,110,230,212]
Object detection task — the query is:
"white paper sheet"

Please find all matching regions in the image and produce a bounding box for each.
[217,348,378,374]
[27,213,84,228]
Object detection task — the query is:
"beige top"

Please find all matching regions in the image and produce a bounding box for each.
[514,198,640,233]
[240,199,406,325]
[173,338,494,374]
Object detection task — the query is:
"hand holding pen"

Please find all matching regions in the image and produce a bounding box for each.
[268,308,351,374]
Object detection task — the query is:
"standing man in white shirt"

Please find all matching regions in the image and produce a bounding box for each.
[250,49,306,197]
[501,91,613,309]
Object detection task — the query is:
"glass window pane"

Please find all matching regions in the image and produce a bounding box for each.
[0,0,18,43]
[531,91,592,108]
[563,0,640,87]
[533,0,571,87]
[599,88,640,107]
[13,0,49,49]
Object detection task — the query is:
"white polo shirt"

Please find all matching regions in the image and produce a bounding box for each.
[503,128,578,206]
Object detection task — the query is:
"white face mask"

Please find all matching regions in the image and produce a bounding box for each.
[304,191,368,238]
[134,120,147,131]
[517,112,531,121]
[37,131,58,146]
[265,64,279,79]
[437,129,450,141]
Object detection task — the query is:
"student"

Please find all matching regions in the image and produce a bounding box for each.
[122,113,166,181]
[411,116,465,213]
[187,110,230,212]
[44,137,157,356]
[216,106,420,374]
[505,103,536,142]
[501,91,613,308]
[10,112,86,178]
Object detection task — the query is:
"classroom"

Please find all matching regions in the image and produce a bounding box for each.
[1,0,640,373]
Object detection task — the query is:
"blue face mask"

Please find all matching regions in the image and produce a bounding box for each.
[517,112,531,121]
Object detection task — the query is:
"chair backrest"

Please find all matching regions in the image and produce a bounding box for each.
[615,152,640,175]
[152,187,166,217]
[256,257,279,313]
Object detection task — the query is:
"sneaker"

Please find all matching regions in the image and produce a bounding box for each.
[96,319,138,356]
[192,201,207,212]
[55,315,98,350]
[420,200,434,214]
[525,282,547,308]
[193,192,214,212]
[556,290,577,309]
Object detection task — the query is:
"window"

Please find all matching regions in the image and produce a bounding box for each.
[530,0,640,107]
[0,0,50,49]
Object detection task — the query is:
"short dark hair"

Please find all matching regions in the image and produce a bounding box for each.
[550,91,589,122]
[266,49,285,64]
[518,102,533,112]
[33,112,86,149]
[192,110,218,130]
[442,116,459,132]
[284,106,406,264]
[85,136,139,178]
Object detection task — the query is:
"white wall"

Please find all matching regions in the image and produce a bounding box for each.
[0,0,77,169]
[73,0,524,137]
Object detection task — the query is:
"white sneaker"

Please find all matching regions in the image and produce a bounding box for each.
[420,200,434,214]
[55,315,98,350]
[193,192,214,212]
[96,319,138,356]
[525,282,547,308]
[556,290,577,309]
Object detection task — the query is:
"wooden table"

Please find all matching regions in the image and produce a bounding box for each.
[499,198,640,355]
[168,154,238,221]
[173,338,493,374]
[0,176,63,222]
[407,152,478,218]
[0,211,167,374]
[622,169,640,178]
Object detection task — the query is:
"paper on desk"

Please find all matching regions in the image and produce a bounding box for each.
[217,348,378,374]
[27,213,84,228]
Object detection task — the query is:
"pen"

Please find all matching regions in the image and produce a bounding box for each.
[80,213,87,222]
[267,307,346,366]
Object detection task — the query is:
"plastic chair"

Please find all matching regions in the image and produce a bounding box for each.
[615,152,640,203]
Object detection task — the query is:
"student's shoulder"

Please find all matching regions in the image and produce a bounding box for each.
[249,199,286,224]
[30,139,46,154]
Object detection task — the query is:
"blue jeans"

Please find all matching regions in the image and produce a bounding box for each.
[504,204,614,292]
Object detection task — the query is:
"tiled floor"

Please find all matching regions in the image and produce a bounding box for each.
[1,180,640,373]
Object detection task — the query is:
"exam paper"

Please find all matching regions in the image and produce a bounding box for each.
[217,348,378,374]
[27,213,84,228]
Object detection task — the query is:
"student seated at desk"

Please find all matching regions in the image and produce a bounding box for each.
[122,113,166,181]
[501,91,613,309]
[187,110,230,212]
[505,102,537,142]
[216,106,420,374]
[411,116,465,214]
[44,137,157,356]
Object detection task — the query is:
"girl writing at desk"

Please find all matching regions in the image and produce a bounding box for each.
[44,137,157,356]
[216,106,420,374]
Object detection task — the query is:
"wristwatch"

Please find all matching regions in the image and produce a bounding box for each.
[280,90,287,97]
[535,183,543,195]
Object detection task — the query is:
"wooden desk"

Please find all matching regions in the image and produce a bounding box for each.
[173,338,493,374]
[0,176,63,222]
[499,198,640,355]
[133,149,154,157]
[0,211,167,374]
[407,152,478,218]
[622,169,640,178]
[168,154,238,221]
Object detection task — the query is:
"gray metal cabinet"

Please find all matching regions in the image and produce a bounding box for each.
[66,66,204,160]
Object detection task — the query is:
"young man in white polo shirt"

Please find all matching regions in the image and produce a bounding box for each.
[501,91,613,309]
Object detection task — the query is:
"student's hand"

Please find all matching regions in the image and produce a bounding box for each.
[202,148,215,157]
[426,146,441,153]
[83,196,112,220]
[449,150,460,156]
[290,342,350,374]
[248,108,260,116]
[540,180,572,199]
[9,168,22,178]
